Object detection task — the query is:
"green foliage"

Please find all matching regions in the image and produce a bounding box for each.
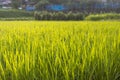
[49,0,68,4]
[0,17,34,21]
[85,13,120,21]
[35,0,50,10]
[34,11,86,20]
[0,9,33,18]
[11,0,21,9]
[0,21,120,80]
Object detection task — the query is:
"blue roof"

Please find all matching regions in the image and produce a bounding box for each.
[46,5,67,11]
[26,6,35,11]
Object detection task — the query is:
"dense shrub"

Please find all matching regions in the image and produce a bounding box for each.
[34,11,86,20]
[85,13,120,21]
[0,17,34,21]
[0,9,33,18]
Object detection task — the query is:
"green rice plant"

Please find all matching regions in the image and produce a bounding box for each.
[0,21,120,80]
[85,13,120,21]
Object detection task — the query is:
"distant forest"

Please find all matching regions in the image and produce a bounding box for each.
[9,0,120,12]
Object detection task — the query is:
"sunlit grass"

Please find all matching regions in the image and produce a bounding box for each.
[0,21,120,80]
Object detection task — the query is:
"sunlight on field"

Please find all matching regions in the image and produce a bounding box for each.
[0,21,120,80]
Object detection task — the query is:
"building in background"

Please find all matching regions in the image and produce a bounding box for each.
[0,0,120,12]
[0,0,12,9]
[21,0,36,11]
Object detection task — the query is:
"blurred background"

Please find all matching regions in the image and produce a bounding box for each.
[0,0,120,21]
[0,0,120,12]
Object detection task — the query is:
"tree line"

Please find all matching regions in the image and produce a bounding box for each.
[11,0,120,9]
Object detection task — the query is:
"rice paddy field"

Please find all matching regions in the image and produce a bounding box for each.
[0,21,120,80]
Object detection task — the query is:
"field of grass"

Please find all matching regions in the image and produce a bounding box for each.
[0,9,33,21]
[0,21,120,80]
